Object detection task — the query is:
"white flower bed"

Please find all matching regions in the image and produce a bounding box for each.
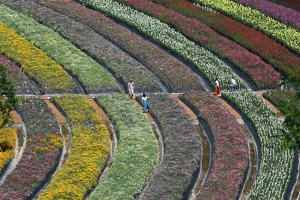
[224,91,294,199]
[77,0,246,90]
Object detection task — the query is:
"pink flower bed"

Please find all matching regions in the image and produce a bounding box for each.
[36,0,204,92]
[150,0,300,81]
[0,54,37,94]
[113,0,280,89]
[180,91,248,199]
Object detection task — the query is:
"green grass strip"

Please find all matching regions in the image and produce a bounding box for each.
[92,94,158,200]
[0,3,120,93]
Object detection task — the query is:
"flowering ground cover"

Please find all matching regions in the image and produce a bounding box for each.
[263,89,297,109]
[113,0,280,89]
[151,0,300,81]
[0,22,76,94]
[0,97,63,200]
[32,0,205,93]
[0,127,16,174]
[38,95,110,199]
[0,55,39,94]
[0,4,120,93]
[223,91,294,199]
[193,0,300,55]
[75,0,247,90]
[1,0,161,93]
[134,94,201,199]
[268,0,300,12]
[180,91,248,199]
[232,0,300,30]
[91,94,158,199]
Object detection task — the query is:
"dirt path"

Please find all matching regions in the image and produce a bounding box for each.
[256,92,285,118]
[168,94,198,120]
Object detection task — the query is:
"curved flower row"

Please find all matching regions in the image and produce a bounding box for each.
[91,94,158,199]
[76,0,246,90]
[38,95,110,199]
[268,0,300,12]
[232,0,300,30]
[0,55,38,94]
[113,0,280,89]
[180,91,248,199]
[193,0,300,55]
[0,4,120,93]
[1,0,162,93]
[223,91,294,199]
[263,89,297,108]
[0,97,62,200]
[33,0,205,93]
[0,127,16,174]
[135,94,201,199]
[0,22,76,94]
[151,0,300,81]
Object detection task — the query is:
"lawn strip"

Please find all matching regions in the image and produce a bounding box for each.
[0,4,120,93]
[1,0,161,93]
[90,94,158,199]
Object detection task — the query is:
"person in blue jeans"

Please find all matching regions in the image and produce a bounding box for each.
[142,93,149,113]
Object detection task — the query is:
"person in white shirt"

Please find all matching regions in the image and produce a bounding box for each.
[214,77,221,96]
[128,78,134,99]
[231,77,237,91]
[142,93,149,113]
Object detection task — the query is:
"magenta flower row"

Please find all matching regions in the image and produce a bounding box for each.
[0,97,62,199]
[113,0,280,89]
[26,0,204,92]
[180,91,248,199]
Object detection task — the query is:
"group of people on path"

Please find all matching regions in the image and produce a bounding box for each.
[128,78,149,113]
[214,76,237,96]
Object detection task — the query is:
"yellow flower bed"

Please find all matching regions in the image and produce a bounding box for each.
[38,95,110,199]
[0,127,16,172]
[0,21,76,93]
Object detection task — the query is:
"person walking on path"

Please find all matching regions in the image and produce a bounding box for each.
[230,76,237,91]
[214,78,221,96]
[142,93,149,113]
[128,78,134,100]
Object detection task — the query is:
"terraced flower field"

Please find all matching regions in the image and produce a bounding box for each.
[0,0,299,199]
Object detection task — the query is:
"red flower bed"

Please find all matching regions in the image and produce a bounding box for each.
[180,91,248,199]
[115,0,281,89]
[149,0,300,80]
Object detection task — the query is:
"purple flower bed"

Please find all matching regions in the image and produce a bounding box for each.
[136,94,201,199]
[233,0,300,30]
[31,0,204,92]
[0,54,38,94]
[0,97,62,199]
[180,91,248,199]
[112,0,280,89]
[1,0,161,93]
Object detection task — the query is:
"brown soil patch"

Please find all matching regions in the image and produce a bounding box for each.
[216,96,242,119]
[169,94,197,120]
[85,95,110,124]
[11,110,22,125]
[256,92,285,118]
[40,96,67,124]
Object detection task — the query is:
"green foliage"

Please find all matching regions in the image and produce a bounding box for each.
[0,64,18,128]
[280,73,300,150]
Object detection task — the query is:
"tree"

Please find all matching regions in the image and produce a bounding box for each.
[0,64,18,128]
[280,71,300,151]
